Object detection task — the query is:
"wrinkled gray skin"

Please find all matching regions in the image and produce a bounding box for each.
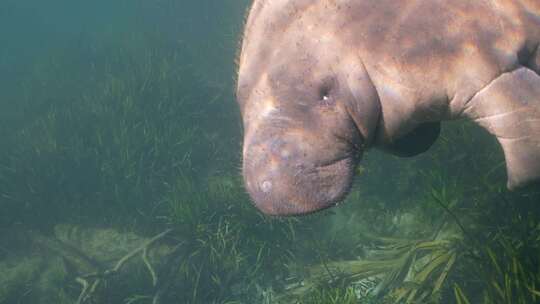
[236,0,540,216]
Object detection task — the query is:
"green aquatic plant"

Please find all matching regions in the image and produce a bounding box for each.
[276,233,461,303]
[453,221,540,304]
[0,27,270,302]
[294,283,359,304]
[71,229,173,304]
[454,248,540,304]
[0,33,232,230]
[415,132,540,304]
[156,172,322,303]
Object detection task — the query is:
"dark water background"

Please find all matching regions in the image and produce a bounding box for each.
[1,1,539,303]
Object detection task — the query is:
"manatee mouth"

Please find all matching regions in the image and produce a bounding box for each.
[243,153,357,216]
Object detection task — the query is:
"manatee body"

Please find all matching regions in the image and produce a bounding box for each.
[236,0,540,216]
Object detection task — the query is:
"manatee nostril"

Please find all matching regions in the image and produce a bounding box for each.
[261,180,272,193]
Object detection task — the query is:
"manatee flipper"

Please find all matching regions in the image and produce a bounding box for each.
[464,67,540,189]
[526,46,539,74]
[380,122,441,157]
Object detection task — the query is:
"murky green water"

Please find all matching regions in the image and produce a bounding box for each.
[1,1,539,303]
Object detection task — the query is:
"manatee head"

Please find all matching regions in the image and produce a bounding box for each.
[236,2,380,215]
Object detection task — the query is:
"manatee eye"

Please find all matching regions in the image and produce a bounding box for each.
[318,85,332,102]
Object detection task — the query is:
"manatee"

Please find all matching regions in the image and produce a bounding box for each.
[236,0,540,216]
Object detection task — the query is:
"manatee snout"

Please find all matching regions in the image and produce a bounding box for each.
[236,1,383,216]
[242,131,359,216]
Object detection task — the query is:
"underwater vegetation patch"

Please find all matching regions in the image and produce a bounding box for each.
[0,32,240,230]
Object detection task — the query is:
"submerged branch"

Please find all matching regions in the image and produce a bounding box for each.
[75,228,173,304]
